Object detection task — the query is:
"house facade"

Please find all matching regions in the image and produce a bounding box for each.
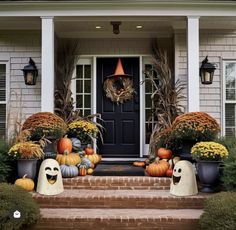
[0,0,236,158]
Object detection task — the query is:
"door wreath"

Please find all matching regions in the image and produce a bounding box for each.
[103,58,135,104]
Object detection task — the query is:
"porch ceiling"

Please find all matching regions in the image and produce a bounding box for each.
[0,16,236,38]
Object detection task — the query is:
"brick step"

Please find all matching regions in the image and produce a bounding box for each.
[31,208,202,230]
[63,176,171,190]
[32,189,207,209]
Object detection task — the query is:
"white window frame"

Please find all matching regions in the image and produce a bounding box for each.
[71,58,93,117]
[0,61,9,138]
[222,59,236,136]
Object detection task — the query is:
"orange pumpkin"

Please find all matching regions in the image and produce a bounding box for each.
[156,148,172,159]
[56,153,81,165]
[133,161,145,167]
[146,161,169,177]
[57,137,73,154]
[85,146,94,155]
[79,166,87,176]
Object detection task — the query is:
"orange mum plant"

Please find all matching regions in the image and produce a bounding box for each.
[171,112,220,142]
[22,112,67,140]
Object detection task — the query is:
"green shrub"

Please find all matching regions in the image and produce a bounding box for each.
[216,137,236,191]
[0,183,41,230]
[0,140,17,183]
[199,192,236,230]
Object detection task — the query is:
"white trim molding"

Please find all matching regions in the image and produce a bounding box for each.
[187,16,200,112]
[41,16,54,112]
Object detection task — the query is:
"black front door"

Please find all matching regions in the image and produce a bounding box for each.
[97,57,140,158]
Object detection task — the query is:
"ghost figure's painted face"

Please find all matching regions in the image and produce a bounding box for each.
[45,166,59,185]
[172,166,182,185]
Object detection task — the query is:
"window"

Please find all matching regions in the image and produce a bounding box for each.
[0,64,6,138]
[74,60,92,117]
[144,63,158,144]
[224,61,236,136]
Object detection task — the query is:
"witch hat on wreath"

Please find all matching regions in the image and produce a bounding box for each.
[106,58,132,78]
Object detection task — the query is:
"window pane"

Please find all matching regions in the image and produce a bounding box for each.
[145,94,152,108]
[84,109,91,117]
[0,104,6,138]
[145,81,152,92]
[76,95,83,108]
[76,80,83,94]
[84,80,91,93]
[225,104,235,126]
[145,123,152,144]
[84,65,91,79]
[76,65,83,78]
[84,95,91,108]
[226,88,235,100]
[225,63,236,100]
[145,109,152,121]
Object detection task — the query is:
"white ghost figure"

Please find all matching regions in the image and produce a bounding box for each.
[170,160,198,196]
[37,159,64,195]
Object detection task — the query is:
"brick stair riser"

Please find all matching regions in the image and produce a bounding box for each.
[63,177,171,190]
[34,196,204,209]
[31,218,199,230]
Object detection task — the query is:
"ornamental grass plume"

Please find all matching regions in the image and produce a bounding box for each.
[172,112,220,142]
[8,142,44,159]
[191,141,228,161]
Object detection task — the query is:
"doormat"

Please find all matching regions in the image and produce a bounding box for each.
[93,161,145,176]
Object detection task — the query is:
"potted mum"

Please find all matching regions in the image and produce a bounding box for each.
[8,141,44,179]
[191,141,228,193]
[67,120,99,149]
[171,112,220,161]
[21,112,67,159]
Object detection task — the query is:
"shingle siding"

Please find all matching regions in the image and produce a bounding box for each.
[0,31,41,137]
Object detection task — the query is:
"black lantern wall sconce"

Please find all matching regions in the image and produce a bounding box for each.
[21,58,38,85]
[199,56,216,85]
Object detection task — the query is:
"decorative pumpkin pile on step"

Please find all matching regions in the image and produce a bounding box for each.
[146,148,180,177]
[56,137,81,178]
[77,145,102,176]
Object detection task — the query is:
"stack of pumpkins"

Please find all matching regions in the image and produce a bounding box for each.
[146,148,180,177]
[56,137,102,178]
[77,145,102,176]
[56,137,81,178]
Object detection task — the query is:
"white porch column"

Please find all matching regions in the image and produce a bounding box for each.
[187,16,200,112]
[41,16,54,112]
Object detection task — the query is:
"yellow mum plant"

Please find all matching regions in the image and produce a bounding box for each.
[8,142,44,159]
[191,141,228,161]
[67,120,99,145]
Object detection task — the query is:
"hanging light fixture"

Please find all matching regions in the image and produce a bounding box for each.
[111,21,121,35]
[21,58,38,85]
[199,56,216,85]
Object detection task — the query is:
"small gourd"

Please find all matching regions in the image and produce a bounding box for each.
[14,174,34,191]
[84,145,94,155]
[87,168,94,175]
[79,165,87,176]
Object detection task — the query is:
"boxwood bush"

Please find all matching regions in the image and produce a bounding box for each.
[216,137,236,191]
[199,192,236,230]
[0,183,41,230]
[0,140,17,183]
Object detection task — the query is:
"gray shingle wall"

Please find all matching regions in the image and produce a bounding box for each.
[175,29,236,127]
[0,31,41,137]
